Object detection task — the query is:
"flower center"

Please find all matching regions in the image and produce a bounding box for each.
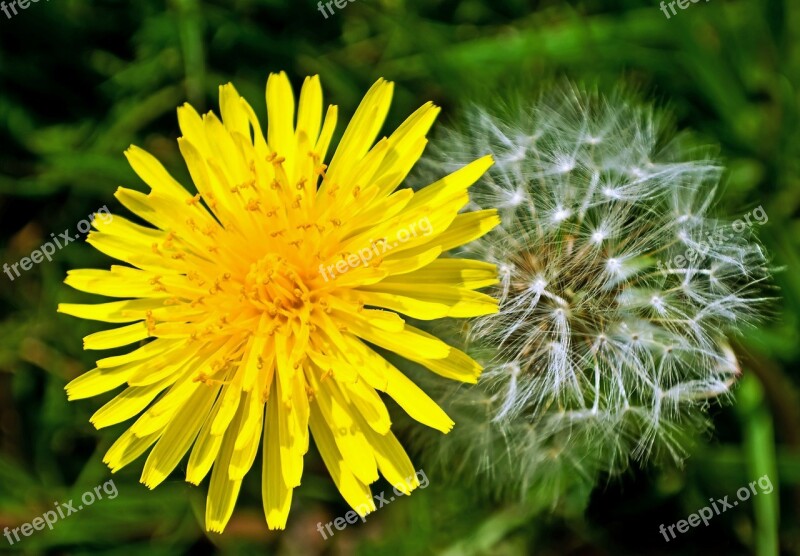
[502,246,621,359]
[243,254,315,317]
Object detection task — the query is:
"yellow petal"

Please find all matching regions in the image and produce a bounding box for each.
[229,390,265,481]
[342,336,453,433]
[344,318,449,360]
[58,298,167,323]
[103,426,161,472]
[141,383,219,488]
[125,145,191,200]
[263,384,294,530]
[211,381,243,436]
[308,402,375,516]
[409,155,494,209]
[370,102,440,197]
[382,258,498,289]
[65,365,135,400]
[296,75,322,146]
[90,379,172,429]
[357,424,418,495]
[357,283,498,319]
[65,266,200,299]
[95,338,180,368]
[274,361,303,488]
[205,402,246,533]
[347,379,392,435]
[187,391,226,485]
[219,83,249,138]
[323,78,393,194]
[393,209,500,258]
[83,322,150,350]
[314,104,338,162]
[309,369,378,485]
[403,325,483,383]
[266,71,296,159]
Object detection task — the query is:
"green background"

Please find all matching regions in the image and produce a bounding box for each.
[1,0,798,554]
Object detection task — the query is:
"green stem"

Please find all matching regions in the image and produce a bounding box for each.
[736,373,780,556]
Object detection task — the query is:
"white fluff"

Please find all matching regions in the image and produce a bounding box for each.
[413,84,771,502]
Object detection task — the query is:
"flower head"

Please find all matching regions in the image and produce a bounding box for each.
[413,84,771,501]
[59,73,498,532]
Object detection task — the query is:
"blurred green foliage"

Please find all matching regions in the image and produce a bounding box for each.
[1,0,798,554]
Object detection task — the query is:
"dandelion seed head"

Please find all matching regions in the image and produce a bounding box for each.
[413,83,772,504]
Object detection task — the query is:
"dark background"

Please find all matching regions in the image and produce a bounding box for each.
[0,0,798,554]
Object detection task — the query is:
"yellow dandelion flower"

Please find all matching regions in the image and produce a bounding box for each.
[58,73,499,532]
